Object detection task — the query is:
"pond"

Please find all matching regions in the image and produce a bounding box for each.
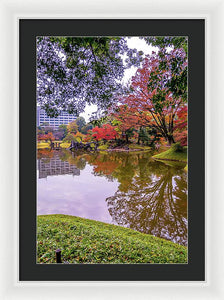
[37,149,188,246]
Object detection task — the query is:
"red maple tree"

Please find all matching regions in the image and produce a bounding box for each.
[173,106,187,146]
[37,132,55,142]
[91,124,118,141]
[114,49,187,145]
[110,104,147,143]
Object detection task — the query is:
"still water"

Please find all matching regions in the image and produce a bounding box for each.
[37,149,187,246]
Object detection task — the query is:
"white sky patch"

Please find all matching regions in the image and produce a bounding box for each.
[127,37,156,54]
[80,104,98,122]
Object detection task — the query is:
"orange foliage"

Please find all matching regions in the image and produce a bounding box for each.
[37,149,54,159]
[37,132,55,142]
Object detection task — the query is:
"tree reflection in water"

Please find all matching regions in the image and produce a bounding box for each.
[38,149,187,246]
[82,151,187,246]
[106,162,187,246]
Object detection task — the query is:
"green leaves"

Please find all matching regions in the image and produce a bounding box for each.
[143,36,188,55]
[37,36,143,117]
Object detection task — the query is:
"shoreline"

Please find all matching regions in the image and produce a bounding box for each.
[37,145,153,153]
[102,148,151,153]
[152,157,187,163]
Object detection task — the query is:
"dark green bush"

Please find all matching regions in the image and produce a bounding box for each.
[171,142,183,152]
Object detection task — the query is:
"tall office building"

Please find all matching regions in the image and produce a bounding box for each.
[37,107,77,128]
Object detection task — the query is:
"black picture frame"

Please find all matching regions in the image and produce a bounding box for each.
[19,19,205,281]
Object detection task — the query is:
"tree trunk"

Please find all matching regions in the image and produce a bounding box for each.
[137,135,140,144]
[167,135,175,145]
[125,134,129,144]
[137,127,141,144]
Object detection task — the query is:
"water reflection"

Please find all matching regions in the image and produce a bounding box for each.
[37,149,187,245]
[38,155,80,178]
[106,161,187,246]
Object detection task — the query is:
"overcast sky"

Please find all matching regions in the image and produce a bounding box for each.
[80,37,156,122]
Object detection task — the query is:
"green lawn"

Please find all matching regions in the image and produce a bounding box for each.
[60,142,70,148]
[37,214,187,264]
[37,142,51,149]
[98,144,109,150]
[128,144,152,151]
[37,141,70,150]
[153,146,187,162]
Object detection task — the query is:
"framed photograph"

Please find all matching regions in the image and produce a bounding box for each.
[19,19,204,281]
[1,0,224,299]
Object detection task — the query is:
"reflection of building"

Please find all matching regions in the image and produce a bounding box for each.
[37,106,76,128]
[38,155,80,178]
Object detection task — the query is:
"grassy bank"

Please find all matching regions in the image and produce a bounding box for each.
[153,146,187,162]
[37,142,50,149]
[37,215,187,264]
[128,144,151,151]
[99,144,152,153]
[37,141,70,150]
[60,142,70,148]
